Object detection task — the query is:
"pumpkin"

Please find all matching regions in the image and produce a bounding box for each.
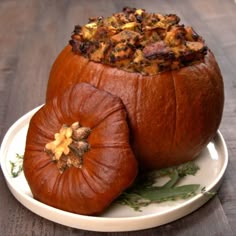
[46,8,224,171]
[23,82,137,215]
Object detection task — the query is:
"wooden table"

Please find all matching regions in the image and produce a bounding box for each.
[0,0,236,235]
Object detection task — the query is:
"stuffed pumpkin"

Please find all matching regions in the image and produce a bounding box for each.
[46,7,224,170]
[23,83,137,215]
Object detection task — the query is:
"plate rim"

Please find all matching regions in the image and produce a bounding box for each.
[0,105,229,232]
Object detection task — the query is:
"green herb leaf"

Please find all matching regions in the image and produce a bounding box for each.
[137,184,200,201]
[162,169,179,188]
[201,186,216,198]
[116,161,201,211]
[10,153,24,178]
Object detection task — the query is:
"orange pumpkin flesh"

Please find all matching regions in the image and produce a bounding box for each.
[46,8,224,171]
[23,83,137,215]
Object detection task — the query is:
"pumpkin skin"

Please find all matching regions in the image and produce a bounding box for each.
[24,83,137,215]
[46,45,224,171]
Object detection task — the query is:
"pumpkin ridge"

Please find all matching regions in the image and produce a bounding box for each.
[51,170,79,212]
[67,170,90,213]
[32,105,65,139]
[49,46,72,81]
[67,83,95,122]
[51,98,67,125]
[122,72,140,152]
[84,157,118,188]
[94,61,106,89]
[73,53,90,85]
[80,169,108,203]
[23,151,52,172]
[90,144,131,149]
[80,168,98,195]
[85,152,122,171]
[25,145,44,152]
[77,168,106,211]
[192,54,223,136]
[204,50,218,73]
[49,48,75,94]
[28,164,57,200]
[59,53,87,97]
[170,69,177,153]
[30,119,54,141]
[90,103,126,130]
[68,83,126,128]
[32,157,52,171]
[49,168,64,205]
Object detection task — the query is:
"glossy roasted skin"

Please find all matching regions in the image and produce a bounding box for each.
[46,8,224,171]
[24,83,137,215]
[46,45,224,171]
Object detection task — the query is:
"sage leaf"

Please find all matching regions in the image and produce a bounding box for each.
[137,184,200,202]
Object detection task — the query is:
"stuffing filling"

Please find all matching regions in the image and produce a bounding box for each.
[69,7,207,75]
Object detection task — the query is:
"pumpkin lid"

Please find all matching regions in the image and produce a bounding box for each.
[69,7,208,75]
[23,82,137,215]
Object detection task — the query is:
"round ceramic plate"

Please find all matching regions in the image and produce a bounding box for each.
[0,106,228,232]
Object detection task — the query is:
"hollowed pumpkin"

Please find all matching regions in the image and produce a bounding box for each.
[46,8,224,170]
[23,83,137,215]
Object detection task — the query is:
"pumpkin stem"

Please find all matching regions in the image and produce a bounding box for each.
[45,122,91,173]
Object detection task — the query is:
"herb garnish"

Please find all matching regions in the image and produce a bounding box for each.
[116,162,201,211]
[9,155,209,210]
[201,186,216,198]
[10,153,24,178]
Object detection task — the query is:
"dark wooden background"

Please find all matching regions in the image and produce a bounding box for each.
[0,0,236,235]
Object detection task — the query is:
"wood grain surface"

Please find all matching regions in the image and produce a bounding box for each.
[0,0,236,235]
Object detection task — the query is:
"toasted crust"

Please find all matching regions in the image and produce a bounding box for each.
[69,7,207,75]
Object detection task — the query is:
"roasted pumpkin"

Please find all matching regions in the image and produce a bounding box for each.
[23,83,137,215]
[46,8,224,170]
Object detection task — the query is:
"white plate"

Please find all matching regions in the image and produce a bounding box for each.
[0,106,228,232]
